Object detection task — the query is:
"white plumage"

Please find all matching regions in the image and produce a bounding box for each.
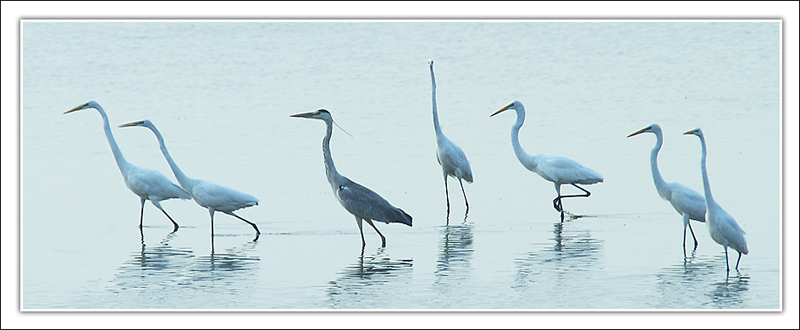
[684,128,748,272]
[119,120,260,239]
[64,101,190,232]
[491,100,603,220]
[628,123,706,252]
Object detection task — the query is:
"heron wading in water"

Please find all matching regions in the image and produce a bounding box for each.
[64,101,190,232]
[429,60,473,223]
[628,123,706,254]
[684,127,748,273]
[291,109,412,248]
[119,119,261,240]
[490,100,603,221]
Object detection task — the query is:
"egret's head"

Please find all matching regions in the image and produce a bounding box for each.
[64,100,100,114]
[490,100,523,117]
[627,123,662,138]
[683,127,703,137]
[118,119,150,128]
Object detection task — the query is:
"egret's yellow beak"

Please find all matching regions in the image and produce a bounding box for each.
[118,121,143,128]
[683,129,698,135]
[64,103,88,114]
[490,103,513,117]
[627,127,649,138]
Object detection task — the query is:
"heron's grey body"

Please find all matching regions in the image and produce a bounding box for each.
[293,109,412,247]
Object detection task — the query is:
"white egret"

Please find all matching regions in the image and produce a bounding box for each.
[429,60,473,222]
[628,123,706,253]
[119,120,261,240]
[490,100,603,221]
[291,109,412,248]
[684,128,748,272]
[64,101,190,232]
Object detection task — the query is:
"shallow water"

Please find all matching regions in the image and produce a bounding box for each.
[21,21,780,310]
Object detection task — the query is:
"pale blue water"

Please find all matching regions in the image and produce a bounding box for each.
[21,21,780,310]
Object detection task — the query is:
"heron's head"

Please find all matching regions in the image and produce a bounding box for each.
[683,127,703,138]
[490,100,523,117]
[118,119,151,128]
[290,109,332,121]
[428,59,434,67]
[64,100,100,114]
[627,123,662,138]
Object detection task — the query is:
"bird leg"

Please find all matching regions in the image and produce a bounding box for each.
[355,216,366,247]
[151,200,179,232]
[724,247,730,273]
[443,172,451,224]
[365,218,387,248]
[459,178,469,217]
[687,221,699,250]
[736,251,742,270]
[138,198,146,228]
[227,212,261,240]
[553,183,592,213]
[209,209,216,237]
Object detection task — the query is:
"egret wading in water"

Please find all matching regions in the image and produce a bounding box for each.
[490,100,603,221]
[429,60,473,223]
[291,109,412,248]
[64,101,190,232]
[119,120,261,240]
[684,128,748,273]
[628,123,706,254]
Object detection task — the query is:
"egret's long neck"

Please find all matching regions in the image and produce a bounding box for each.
[510,108,531,165]
[650,132,669,197]
[430,65,443,139]
[698,133,715,204]
[95,106,131,174]
[147,124,195,191]
[322,119,344,189]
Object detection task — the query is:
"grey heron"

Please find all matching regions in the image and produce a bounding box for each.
[291,109,412,248]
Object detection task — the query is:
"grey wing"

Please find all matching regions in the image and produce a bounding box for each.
[337,180,412,226]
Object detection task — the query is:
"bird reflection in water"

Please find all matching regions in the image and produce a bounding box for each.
[435,222,474,280]
[514,222,603,286]
[110,232,260,307]
[655,254,750,309]
[327,248,413,309]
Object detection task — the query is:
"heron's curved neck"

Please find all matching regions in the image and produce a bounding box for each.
[430,65,443,138]
[510,109,530,164]
[649,132,668,196]
[146,124,195,191]
[94,106,131,173]
[322,119,345,189]
[697,134,715,204]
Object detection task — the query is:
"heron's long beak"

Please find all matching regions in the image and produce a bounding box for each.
[490,103,513,117]
[627,127,648,138]
[683,129,698,135]
[64,103,88,114]
[118,120,144,128]
[290,111,316,118]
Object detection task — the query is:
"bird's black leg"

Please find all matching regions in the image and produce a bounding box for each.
[725,247,730,273]
[139,198,146,228]
[688,222,699,250]
[159,208,179,233]
[228,212,261,240]
[355,216,366,247]
[554,184,592,214]
[444,173,451,224]
[459,178,469,218]
[365,218,386,248]
[736,251,742,270]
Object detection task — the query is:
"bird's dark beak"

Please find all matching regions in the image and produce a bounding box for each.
[118,121,143,128]
[290,111,316,118]
[627,127,648,138]
[64,103,88,114]
[490,103,513,117]
[683,129,696,135]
